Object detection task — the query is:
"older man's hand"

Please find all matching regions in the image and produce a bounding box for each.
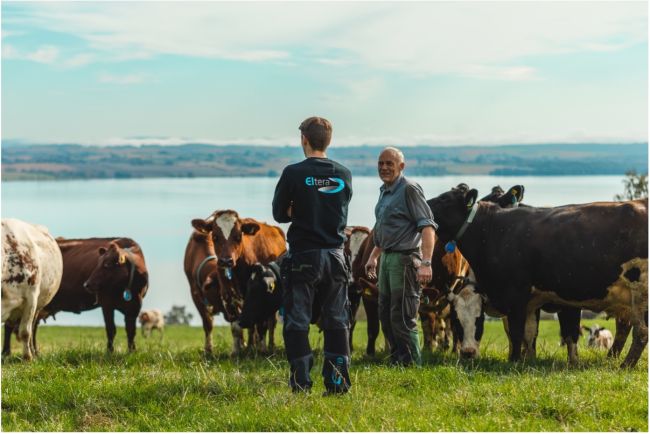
[418,264,432,286]
[365,257,378,280]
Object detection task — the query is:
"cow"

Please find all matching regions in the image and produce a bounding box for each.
[445,185,635,364]
[191,210,286,356]
[236,259,283,352]
[427,184,648,368]
[184,221,226,355]
[1,218,63,360]
[82,238,149,352]
[583,324,614,350]
[344,226,371,350]
[139,309,164,338]
[6,237,150,354]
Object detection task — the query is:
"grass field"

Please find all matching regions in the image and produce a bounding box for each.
[1,318,647,431]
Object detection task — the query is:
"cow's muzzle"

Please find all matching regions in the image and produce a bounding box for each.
[218,257,234,268]
[460,347,478,359]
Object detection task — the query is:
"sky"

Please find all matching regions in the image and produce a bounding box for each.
[1,1,648,147]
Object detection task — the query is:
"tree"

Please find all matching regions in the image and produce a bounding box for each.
[614,170,648,201]
[164,305,193,325]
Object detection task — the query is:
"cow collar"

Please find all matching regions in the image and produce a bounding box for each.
[455,201,479,241]
[195,255,218,289]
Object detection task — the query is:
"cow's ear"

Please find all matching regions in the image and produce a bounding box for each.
[192,219,211,234]
[241,222,260,236]
[465,189,479,209]
[98,247,107,255]
[508,185,525,203]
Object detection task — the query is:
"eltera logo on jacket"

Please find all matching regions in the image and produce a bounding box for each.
[305,177,345,194]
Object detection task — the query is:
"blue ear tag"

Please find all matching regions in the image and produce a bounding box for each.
[225,267,233,280]
[203,297,209,306]
[445,241,456,253]
[123,289,132,302]
[279,306,285,317]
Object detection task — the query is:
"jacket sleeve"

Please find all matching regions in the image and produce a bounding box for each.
[405,182,438,232]
[272,168,292,223]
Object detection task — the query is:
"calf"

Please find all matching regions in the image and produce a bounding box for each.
[583,324,614,350]
[191,210,286,355]
[139,309,164,338]
[427,184,647,368]
[1,218,63,360]
[344,226,371,351]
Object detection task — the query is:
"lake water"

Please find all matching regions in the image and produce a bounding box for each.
[1,175,627,326]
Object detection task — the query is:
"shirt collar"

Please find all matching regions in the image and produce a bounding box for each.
[380,174,405,194]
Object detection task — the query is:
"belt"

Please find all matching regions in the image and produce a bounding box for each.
[384,248,419,254]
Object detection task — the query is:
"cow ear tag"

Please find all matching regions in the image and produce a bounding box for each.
[269,282,276,293]
[119,254,126,265]
[445,241,456,253]
[123,289,132,302]
[225,267,233,280]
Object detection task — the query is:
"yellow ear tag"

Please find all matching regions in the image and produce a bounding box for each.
[364,288,372,296]
[119,255,126,265]
[269,282,276,293]
[512,189,518,195]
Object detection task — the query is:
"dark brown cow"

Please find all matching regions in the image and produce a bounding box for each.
[3,237,148,355]
[191,210,286,355]
[427,185,648,368]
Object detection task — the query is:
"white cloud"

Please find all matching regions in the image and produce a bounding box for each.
[4,2,645,78]
[1,44,59,63]
[98,72,149,85]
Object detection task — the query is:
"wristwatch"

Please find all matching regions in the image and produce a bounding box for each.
[420,260,432,267]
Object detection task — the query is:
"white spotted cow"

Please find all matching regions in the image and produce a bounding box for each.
[1,218,63,360]
[139,308,165,338]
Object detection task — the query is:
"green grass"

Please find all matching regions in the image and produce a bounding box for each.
[1,318,647,431]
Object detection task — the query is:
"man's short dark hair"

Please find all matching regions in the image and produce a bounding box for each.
[299,117,332,151]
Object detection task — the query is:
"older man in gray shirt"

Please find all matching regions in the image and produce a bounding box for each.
[365,147,437,366]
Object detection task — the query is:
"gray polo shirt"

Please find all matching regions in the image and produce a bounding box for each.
[373,175,437,251]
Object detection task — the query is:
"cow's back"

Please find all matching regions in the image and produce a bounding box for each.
[241,220,286,265]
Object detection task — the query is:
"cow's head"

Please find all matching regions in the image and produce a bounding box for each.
[139,311,150,324]
[192,210,260,268]
[582,324,606,347]
[84,242,143,294]
[426,184,479,242]
[447,274,485,359]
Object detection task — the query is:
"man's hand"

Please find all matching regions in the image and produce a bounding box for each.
[365,257,378,280]
[418,264,432,286]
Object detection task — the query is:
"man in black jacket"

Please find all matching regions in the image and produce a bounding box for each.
[272,116,353,394]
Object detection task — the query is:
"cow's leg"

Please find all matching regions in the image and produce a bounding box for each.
[3,323,14,357]
[231,322,245,356]
[522,308,540,360]
[442,317,452,351]
[507,308,526,362]
[18,292,38,361]
[420,312,434,352]
[267,316,276,351]
[363,297,380,356]
[621,313,648,369]
[256,321,269,353]
[31,318,40,357]
[608,318,632,358]
[558,308,581,365]
[125,313,137,352]
[101,306,117,353]
[501,316,513,358]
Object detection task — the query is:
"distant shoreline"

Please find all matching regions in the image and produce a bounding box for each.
[2,142,647,181]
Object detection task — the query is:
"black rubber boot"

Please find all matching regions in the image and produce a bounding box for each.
[322,353,351,394]
[289,354,314,393]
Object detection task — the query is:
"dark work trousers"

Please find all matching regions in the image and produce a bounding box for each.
[378,251,422,366]
[282,248,351,393]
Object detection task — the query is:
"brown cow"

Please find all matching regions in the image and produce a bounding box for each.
[191,210,286,355]
[343,226,371,351]
[184,220,227,355]
[3,237,148,355]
